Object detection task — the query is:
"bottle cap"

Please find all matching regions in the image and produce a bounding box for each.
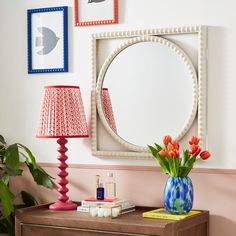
[96,175,100,187]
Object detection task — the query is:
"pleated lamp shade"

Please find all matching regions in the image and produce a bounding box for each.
[102,88,117,132]
[36,85,89,138]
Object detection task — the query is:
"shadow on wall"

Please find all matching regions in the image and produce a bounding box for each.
[191,172,236,236]
[10,166,57,204]
[10,165,95,204]
[211,215,236,236]
[207,26,228,167]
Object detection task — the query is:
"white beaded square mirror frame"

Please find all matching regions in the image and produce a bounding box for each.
[91,26,208,159]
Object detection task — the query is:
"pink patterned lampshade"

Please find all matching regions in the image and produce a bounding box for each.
[36,85,89,138]
[102,88,117,133]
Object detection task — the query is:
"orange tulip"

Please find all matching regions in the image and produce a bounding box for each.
[169,151,175,159]
[189,144,201,156]
[169,149,179,158]
[174,149,180,158]
[163,135,172,145]
[189,136,200,145]
[159,149,167,157]
[200,151,211,160]
[171,141,179,150]
[167,142,175,151]
[195,147,201,156]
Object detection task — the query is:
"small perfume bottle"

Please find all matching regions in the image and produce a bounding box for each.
[105,172,116,199]
[97,182,105,200]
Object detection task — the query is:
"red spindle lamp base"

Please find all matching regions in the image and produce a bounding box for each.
[49,138,77,210]
[49,200,77,210]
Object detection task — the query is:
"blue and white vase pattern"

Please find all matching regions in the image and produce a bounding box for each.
[164,176,193,214]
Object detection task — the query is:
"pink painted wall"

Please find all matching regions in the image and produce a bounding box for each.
[11,165,236,236]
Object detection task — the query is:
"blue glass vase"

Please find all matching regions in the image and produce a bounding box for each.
[164,176,193,214]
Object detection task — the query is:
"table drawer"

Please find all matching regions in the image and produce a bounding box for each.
[21,224,149,236]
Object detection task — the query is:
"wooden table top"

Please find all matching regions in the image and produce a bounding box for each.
[16,204,209,236]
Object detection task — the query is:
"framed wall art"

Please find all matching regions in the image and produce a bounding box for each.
[27,7,68,73]
[74,0,118,26]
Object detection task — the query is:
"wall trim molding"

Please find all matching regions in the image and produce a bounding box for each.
[38,163,236,175]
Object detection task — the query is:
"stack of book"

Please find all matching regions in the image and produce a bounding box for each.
[77,197,135,214]
[142,208,201,220]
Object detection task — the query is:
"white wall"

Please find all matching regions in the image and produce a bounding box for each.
[1,0,236,168]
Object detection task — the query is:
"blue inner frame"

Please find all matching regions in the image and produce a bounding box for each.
[27,6,68,74]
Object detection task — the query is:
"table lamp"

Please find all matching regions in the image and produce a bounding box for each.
[36,85,89,210]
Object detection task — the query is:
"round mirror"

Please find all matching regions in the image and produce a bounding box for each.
[96,36,198,152]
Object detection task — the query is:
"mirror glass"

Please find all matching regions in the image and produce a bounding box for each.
[97,37,197,149]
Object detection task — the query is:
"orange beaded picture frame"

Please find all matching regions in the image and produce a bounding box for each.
[74,0,118,26]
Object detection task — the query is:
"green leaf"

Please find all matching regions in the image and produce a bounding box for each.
[26,163,56,189]
[154,154,170,175]
[5,144,20,172]
[179,166,192,177]
[173,156,180,177]
[21,191,38,207]
[154,143,162,152]
[0,165,23,177]
[165,155,174,176]
[36,165,55,179]
[18,144,37,169]
[0,174,9,185]
[0,149,5,163]
[179,155,196,177]
[0,216,15,236]
[183,167,193,177]
[0,135,6,145]
[160,155,170,174]
[0,145,5,151]
[148,145,158,157]
[185,155,196,167]
[181,150,190,166]
[0,180,15,217]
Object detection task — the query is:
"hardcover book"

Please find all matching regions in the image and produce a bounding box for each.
[81,199,131,209]
[142,208,201,220]
[84,197,118,202]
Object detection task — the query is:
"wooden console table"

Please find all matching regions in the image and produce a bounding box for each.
[16,204,209,236]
